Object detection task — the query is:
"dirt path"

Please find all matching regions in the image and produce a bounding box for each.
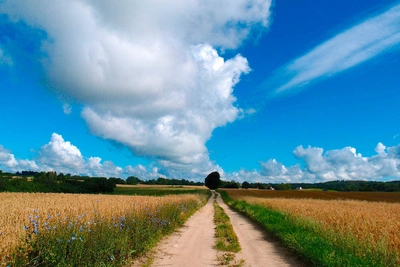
[147,195,219,267]
[216,193,307,267]
[133,193,306,267]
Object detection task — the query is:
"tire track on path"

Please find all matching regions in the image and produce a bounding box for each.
[216,193,307,267]
[148,194,218,267]
[133,192,307,267]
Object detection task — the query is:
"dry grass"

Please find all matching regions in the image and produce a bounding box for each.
[0,192,202,264]
[224,190,400,259]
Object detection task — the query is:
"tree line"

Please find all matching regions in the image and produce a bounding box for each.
[202,171,400,192]
[0,170,203,193]
[126,176,204,186]
[240,180,400,192]
[2,169,399,193]
[0,171,116,193]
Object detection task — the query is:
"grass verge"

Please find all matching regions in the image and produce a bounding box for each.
[213,192,244,267]
[219,191,398,267]
[214,201,241,253]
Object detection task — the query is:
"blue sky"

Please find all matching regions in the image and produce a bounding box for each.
[1,0,400,183]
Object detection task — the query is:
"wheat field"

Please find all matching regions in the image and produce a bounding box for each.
[0,192,203,265]
[227,192,400,258]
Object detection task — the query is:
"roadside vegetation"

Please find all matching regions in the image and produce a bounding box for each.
[1,192,208,266]
[213,192,243,267]
[220,190,399,267]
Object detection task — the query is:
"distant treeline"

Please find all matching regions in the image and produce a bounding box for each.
[242,180,400,192]
[0,171,116,193]
[2,170,399,192]
[127,176,203,186]
[0,170,203,193]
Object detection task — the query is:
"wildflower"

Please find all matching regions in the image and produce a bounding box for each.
[23,225,28,231]
[47,214,51,219]
[33,228,38,235]
[71,236,76,241]
[34,209,38,213]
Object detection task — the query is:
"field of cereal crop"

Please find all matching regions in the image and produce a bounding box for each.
[221,189,400,265]
[0,192,207,266]
[223,189,400,202]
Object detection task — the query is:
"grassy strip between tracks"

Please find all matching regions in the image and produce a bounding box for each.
[219,190,398,267]
[214,198,241,252]
[213,192,243,267]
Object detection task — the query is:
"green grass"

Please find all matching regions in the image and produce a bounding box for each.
[219,191,398,267]
[112,186,208,196]
[213,193,244,267]
[213,200,241,253]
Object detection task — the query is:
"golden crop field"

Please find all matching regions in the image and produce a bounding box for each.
[223,189,400,203]
[0,192,204,265]
[224,190,400,259]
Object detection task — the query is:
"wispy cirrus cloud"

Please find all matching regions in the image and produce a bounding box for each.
[264,2,400,96]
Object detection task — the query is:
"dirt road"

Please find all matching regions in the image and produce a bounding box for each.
[216,193,306,267]
[150,195,218,266]
[134,193,306,267]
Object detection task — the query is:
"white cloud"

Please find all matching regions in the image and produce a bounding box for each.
[0,133,215,181]
[375,142,386,154]
[0,0,272,175]
[0,48,13,66]
[225,143,400,183]
[0,133,163,179]
[62,103,72,115]
[264,3,400,95]
[0,145,38,171]
[292,144,400,182]
[37,133,86,173]
[1,135,400,183]
[125,164,162,180]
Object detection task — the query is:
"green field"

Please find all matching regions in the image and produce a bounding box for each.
[112,184,209,196]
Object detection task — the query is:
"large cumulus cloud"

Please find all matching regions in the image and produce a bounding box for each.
[0,0,272,175]
[0,133,162,179]
[1,135,400,183]
[228,143,400,183]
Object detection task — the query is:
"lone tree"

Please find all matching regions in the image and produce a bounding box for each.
[242,181,250,189]
[205,171,220,190]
